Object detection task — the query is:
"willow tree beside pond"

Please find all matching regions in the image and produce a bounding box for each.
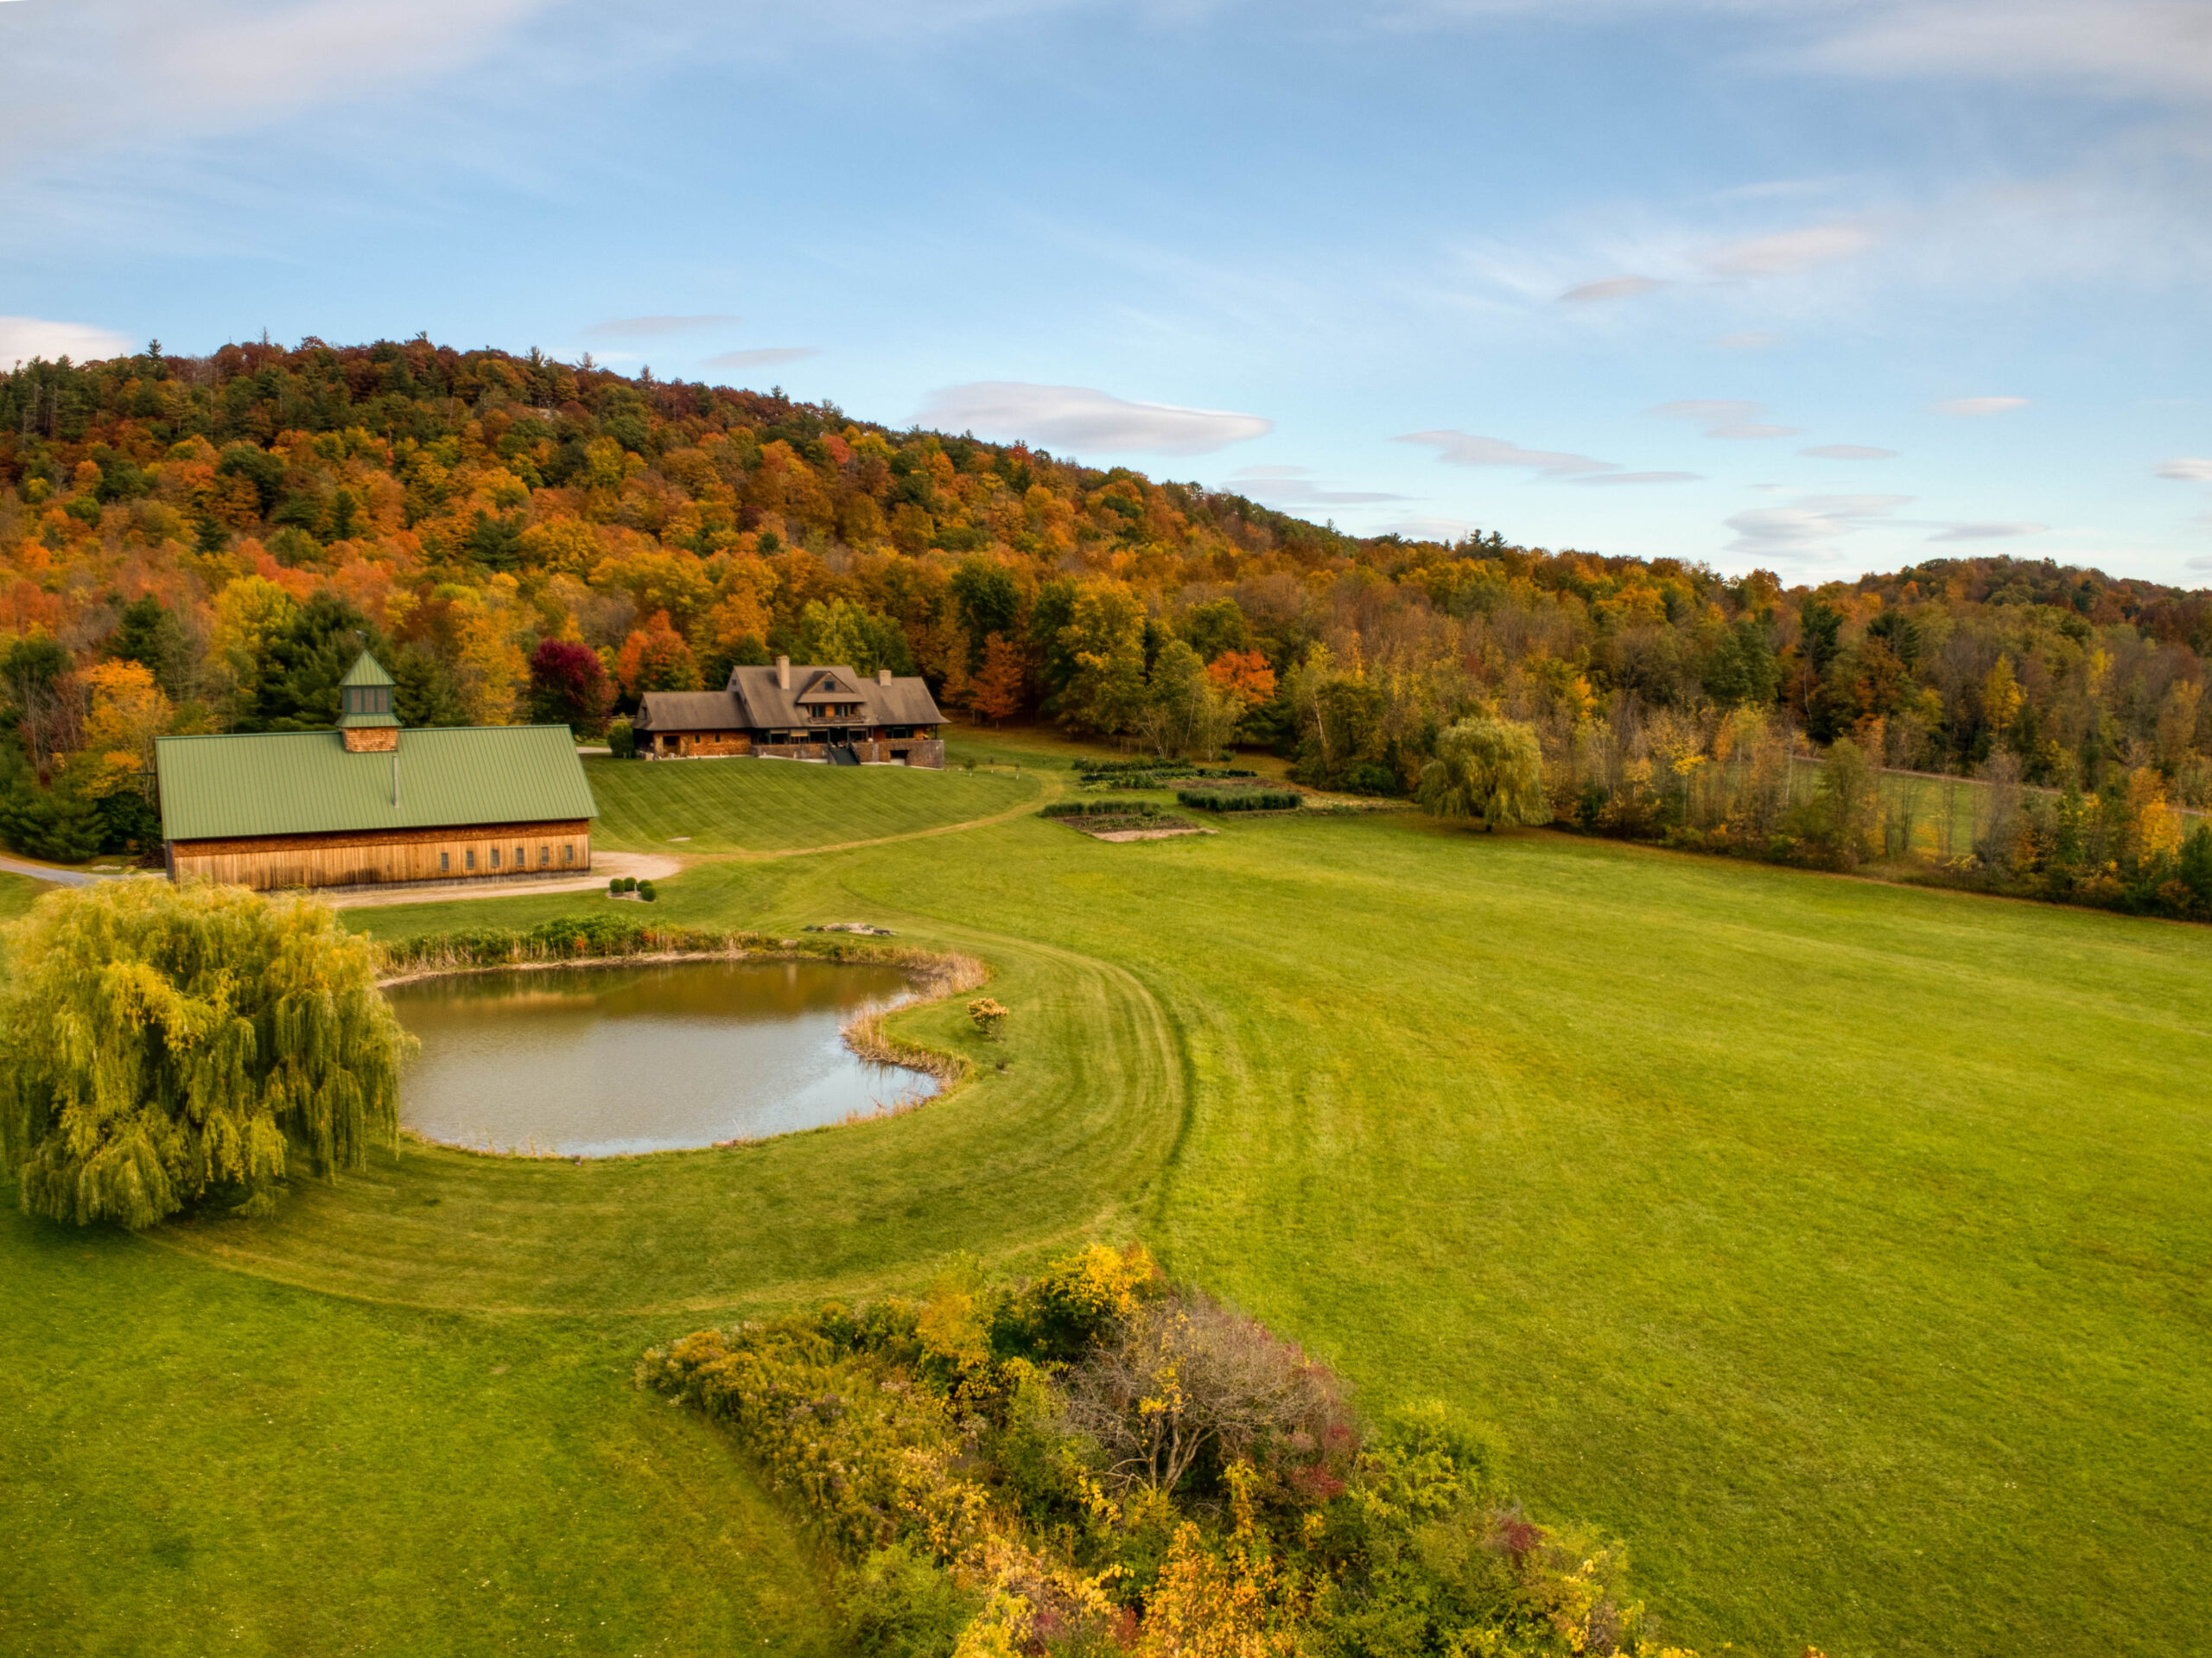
[0,880,410,1229]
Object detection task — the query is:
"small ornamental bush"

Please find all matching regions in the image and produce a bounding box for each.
[967,996,1008,1040]
[1177,788,1301,813]
[637,880,658,903]
[607,876,622,895]
[606,717,635,759]
[619,875,638,893]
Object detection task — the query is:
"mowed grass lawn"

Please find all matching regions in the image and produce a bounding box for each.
[584,751,1046,853]
[4,759,2208,1656]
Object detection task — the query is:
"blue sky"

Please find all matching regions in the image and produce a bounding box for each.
[3,0,2209,585]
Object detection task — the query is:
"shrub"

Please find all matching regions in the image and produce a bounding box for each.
[967,996,1007,1040]
[1061,1293,1356,1502]
[637,880,658,903]
[606,717,635,759]
[607,877,622,895]
[842,1542,980,1657]
[1177,788,1301,813]
[0,880,410,1227]
[619,875,638,893]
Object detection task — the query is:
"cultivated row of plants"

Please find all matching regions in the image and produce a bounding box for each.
[1178,788,1302,814]
[640,1244,1717,1658]
[1039,800,1163,821]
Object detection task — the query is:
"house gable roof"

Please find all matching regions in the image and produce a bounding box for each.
[156,725,598,842]
[725,664,946,730]
[632,690,745,732]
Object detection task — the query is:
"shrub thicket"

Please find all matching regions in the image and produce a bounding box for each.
[640,1246,1721,1656]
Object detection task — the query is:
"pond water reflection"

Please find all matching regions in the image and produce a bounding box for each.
[388,960,935,1156]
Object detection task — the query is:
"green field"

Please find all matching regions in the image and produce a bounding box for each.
[5,760,2209,1656]
[0,871,46,920]
[584,751,1049,853]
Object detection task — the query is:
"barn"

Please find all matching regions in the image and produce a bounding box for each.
[634,655,946,766]
[155,651,600,892]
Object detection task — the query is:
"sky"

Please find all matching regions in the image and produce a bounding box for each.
[2,0,2209,586]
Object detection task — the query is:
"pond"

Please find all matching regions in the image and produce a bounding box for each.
[387,960,937,1156]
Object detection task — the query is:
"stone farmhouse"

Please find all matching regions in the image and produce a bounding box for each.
[632,656,946,766]
[155,651,599,892]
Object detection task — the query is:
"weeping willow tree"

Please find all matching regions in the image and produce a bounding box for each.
[1417,715,1549,831]
[0,879,410,1229]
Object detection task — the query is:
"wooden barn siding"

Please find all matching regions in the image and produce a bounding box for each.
[171,820,592,892]
[650,730,754,756]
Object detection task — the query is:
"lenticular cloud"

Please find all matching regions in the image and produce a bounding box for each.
[919,383,1273,457]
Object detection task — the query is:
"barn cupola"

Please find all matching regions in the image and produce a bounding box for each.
[338,651,400,753]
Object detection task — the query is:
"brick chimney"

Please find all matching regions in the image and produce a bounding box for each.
[777,655,791,690]
[877,666,892,685]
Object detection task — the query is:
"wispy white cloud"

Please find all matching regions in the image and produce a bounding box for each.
[1725,492,1910,556]
[1649,397,1800,439]
[1394,430,1618,476]
[1225,466,1407,505]
[588,314,740,339]
[0,315,132,367]
[920,382,1272,455]
[1388,2,2212,104]
[2155,456,2212,480]
[1559,275,1664,302]
[1802,443,1899,460]
[1694,220,1882,278]
[1934,395,2029,416]
[704,346,821,371]
[1790,1,2212,104]
[1929,520,2049,541]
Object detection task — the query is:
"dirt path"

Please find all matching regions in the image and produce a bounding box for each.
[323,851,683,909]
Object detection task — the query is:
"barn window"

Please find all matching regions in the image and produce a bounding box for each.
[441,852,449,873]
[516,846,526,868]
[465,848,475,871]
[539,845,550,867]
[562,844,574,864]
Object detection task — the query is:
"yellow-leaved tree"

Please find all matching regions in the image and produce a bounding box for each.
[0,880,411,1228]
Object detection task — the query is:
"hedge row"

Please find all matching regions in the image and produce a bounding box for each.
[1040,799,1161,819]
[1177,789,1302,813]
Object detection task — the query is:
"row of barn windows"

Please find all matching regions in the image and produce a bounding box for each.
[437,844,575,873]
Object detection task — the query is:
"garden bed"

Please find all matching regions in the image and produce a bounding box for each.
[1062,811,1211,841]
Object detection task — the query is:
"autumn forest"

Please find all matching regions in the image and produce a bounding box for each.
[3,335,2209,915]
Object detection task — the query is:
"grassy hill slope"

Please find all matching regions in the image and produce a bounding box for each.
[4,760,2208,1655]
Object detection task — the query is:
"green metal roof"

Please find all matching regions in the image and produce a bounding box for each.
[156,726,599,842]
[340,651,395,689]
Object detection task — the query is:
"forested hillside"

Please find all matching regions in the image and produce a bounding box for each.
[3,336,2209,902]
